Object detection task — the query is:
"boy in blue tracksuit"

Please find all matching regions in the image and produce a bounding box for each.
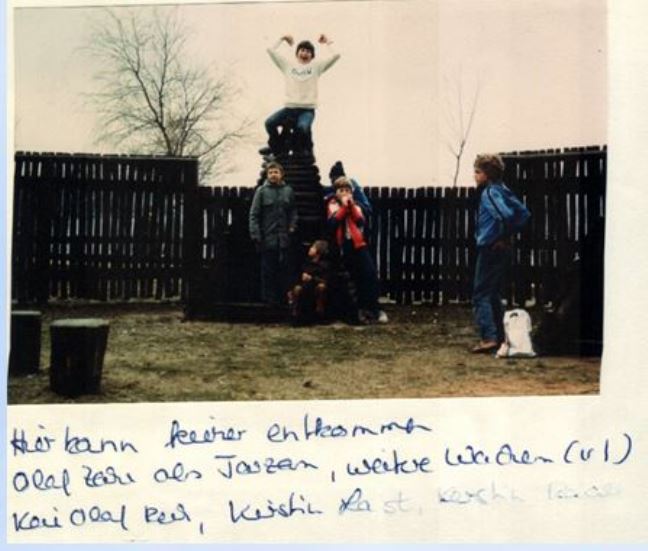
[472,154,530,353]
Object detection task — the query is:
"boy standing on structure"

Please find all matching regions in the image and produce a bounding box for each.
[260,34,340,158]
[249,161,298,305]
[471,154,530,353]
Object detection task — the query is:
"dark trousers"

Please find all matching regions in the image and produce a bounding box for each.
[342,244,380,313]
[260,247,293,305]
[265,108,315,153]
[472,246,509,342]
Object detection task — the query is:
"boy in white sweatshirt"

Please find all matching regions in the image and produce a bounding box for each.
[261,34,340,158]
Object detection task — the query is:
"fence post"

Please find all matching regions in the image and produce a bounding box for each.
[35,158,53,305]
[181,159,201,305]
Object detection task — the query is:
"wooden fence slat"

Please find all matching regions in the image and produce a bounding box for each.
[457,186,471,302]
[431,187,443,305]
[377,187,389,297]
[98,177,109,300]
[402,188,414,305]
[48,162,62,298]
[111,166,124,300]
[68,162,80,298]
[413,188,424,303]
[144,184,154,298]
[161,187,173,297]
[394,188,406,304]
[440,187,451,304]
[449,187,460,303]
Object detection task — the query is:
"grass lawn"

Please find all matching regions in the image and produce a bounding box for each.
[7,302,601,404]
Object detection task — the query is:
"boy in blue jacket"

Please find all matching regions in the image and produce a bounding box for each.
[471,154,530,353]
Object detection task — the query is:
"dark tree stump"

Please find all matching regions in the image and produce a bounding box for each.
[9,310,42,376]
[49,319,110,397]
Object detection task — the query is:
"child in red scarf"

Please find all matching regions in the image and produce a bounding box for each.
[326,177,387,324]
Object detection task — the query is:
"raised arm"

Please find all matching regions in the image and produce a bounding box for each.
[267,35,293,72]
[317,34,341,74]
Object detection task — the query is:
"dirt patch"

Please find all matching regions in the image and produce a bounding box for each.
[7,303,600,404]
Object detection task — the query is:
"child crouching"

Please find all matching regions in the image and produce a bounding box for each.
[288,240,331,324]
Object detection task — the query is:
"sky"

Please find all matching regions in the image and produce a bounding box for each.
[12,0,606,187]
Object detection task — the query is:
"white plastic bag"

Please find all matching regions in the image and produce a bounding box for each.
[496,309,537,358]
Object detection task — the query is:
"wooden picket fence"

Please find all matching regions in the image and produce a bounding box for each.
[12,147,606,307]
[188,146,606,308]
[12,152,197,304]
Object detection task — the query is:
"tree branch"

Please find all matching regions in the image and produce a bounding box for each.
[85,7,250,181]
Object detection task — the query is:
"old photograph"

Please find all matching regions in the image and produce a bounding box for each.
[8,0,606,403]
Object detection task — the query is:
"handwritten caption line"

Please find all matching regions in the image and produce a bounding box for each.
[8,415,633,538]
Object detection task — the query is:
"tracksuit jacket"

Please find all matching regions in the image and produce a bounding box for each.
[475,181,530,247]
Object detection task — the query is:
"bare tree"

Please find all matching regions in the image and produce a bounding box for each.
[87,8,251,182]
[442,71,480,187]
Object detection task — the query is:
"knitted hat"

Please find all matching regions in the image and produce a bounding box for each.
[329,161,345,183]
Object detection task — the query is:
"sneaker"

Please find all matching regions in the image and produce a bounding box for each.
[258,146,273,156]
[377,310,389,324]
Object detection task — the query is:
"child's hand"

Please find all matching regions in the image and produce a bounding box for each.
[318,34,332,45]
[282,35,294,45]
[302,273,312,282]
